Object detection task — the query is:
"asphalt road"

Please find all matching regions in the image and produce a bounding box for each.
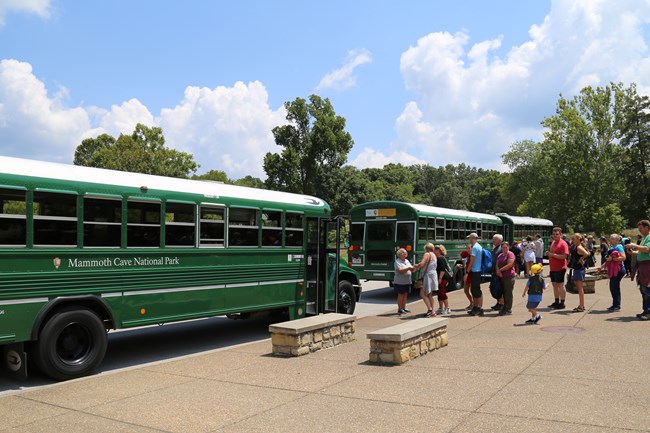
[0,280,398,395]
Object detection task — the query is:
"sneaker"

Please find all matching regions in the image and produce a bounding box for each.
[525,317,536,324]
[639,313,650,321]
[397,308,406,315]
[444,308,452,314]
[475,308,484,316]
[490,303,502,311]
[547,301,559,308]
[607,306,621,312]
[424,310,433,317]
[403,308,411,313]
[436,308,445,315]
[534,314,542,324]
[498,309,512,316]
[554,303,566,310]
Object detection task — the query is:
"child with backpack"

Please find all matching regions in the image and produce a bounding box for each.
[522,263,547,324]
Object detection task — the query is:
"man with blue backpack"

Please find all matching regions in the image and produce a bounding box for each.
[467,232,490,316]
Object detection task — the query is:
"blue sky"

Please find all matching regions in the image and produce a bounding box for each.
[1,0,650,178]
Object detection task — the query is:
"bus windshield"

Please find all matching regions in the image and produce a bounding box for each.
[367,222,394,241]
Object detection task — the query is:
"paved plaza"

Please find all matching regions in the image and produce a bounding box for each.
[1,274,649,432]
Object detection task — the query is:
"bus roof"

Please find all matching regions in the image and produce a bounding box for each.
[410,203,501,222]
[496,213,554,226]
[0,156,328,210]
[352,201,501,222]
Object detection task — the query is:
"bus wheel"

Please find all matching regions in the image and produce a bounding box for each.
[34,308,108,381]
[337,281,356,315]
[453,270,464,291]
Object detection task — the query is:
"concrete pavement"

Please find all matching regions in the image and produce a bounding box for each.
[1,275,649,432]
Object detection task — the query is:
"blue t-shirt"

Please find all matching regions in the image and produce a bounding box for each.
[471,243,483,272]
[607,244,626,272]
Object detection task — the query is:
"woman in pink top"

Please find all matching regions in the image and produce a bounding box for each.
[496,241,516,315]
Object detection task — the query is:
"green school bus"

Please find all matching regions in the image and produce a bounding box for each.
[348,201,503,290]
[0,156,360,380]
[496,213,554,254]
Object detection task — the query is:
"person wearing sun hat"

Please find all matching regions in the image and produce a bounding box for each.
[522,263,546,324]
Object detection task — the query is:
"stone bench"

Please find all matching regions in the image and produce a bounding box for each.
[269,313,356,356]
[584,274,597,293]
[367,317,448,365]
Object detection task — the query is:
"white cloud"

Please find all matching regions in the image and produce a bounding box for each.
[0,59,90,161]
[0,0,50,26]
[316,49,372,91]
[0,60,288,178]
[350,147,426,169]
[159,81,287,178]
[397,0,650,169]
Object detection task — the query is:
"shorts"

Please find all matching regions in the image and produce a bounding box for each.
[536,257,543,264]
[437,279,448,301]
[526,300,541,309]
[549,269,566,283]
[470,272,482,298]
[393,283,410,295]
[572,269,586,281]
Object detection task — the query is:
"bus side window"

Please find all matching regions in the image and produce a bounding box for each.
[165,202,195,247]
[228,208,259,247]
[199,206,225,247]
[0,188,27,246]
[84,197,121,247]
[262,210,282,247]
[285,213,303,246]
[127,200,161,247]
[33,191,77,246]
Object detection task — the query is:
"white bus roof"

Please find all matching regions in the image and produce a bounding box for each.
[409,203,501,223]
[497,214,554,226]
[0,156,327,209]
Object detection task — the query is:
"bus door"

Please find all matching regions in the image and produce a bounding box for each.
[365,220,396,281]
[305,217,345,314]
[305,217,322,315]
[396,221,416,263]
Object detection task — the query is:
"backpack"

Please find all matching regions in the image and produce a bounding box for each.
[481,248,492,273]
[441,256,453,281]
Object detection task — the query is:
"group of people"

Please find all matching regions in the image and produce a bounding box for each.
[393,220,650,323]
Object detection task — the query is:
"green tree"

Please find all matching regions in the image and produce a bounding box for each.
[503,84,628,230]
[264,95,353,195]
[75,124,198,178]
[73,133,115,167]
[616,84,650,224]
[193,170,229,183]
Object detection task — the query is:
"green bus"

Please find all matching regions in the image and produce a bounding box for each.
[348,201,503,290]
[496,213,554,253]
[0,156,360,380]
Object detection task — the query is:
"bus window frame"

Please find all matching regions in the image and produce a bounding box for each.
[0,186,27,247]
[261,208,283,248]
[164,200,196,248]
[126,197,162,248]
[83,194,123,249]
[199,203,226,248]
[32,189,78,248]
[285,211,304,247]
[228,206,260,248]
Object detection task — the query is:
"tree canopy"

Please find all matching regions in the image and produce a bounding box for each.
[74,124,198,178]
[264,95,353,196]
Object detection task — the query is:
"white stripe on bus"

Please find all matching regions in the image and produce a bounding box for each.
[0,298,48,305]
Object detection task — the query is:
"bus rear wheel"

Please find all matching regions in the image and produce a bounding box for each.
[33,308,108,381]
[453,269,465,291]
[337,281,356,315]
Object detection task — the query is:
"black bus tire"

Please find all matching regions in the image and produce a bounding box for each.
[337,280,356,315]
[33,308,107,381]
[453,269,464,291]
